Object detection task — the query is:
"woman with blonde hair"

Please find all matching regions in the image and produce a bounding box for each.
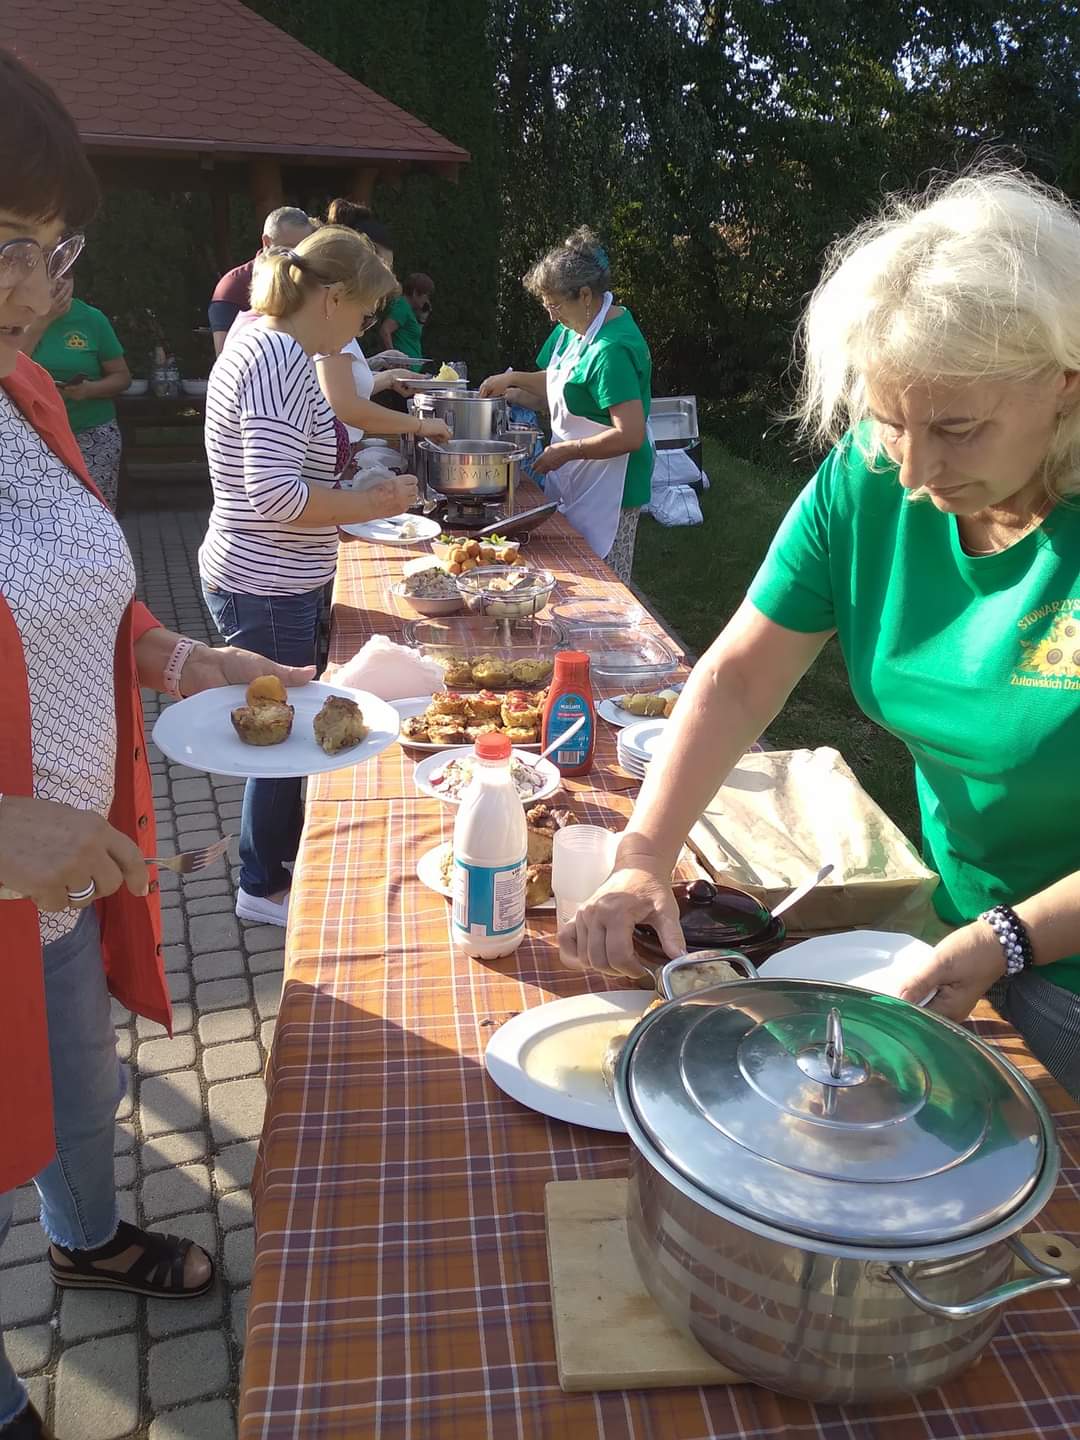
[479,226,653,580]
[563,169,1080,1096]
[200,225,417,926]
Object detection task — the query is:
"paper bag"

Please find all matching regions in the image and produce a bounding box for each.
[687,747,939,934]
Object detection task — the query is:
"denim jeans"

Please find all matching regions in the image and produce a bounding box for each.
[202,583,323,896]
[0,910,122,1425]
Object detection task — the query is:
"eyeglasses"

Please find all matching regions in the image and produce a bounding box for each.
[542,298,565,318]
[0,233,85,289]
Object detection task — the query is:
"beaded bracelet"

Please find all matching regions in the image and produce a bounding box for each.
[978,904,1035,977]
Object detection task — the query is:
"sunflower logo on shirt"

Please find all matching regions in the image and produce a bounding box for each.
[64,332,89,350]
[1013,605,1080,688]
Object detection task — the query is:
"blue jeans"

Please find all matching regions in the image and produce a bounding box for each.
[0,911,123,1425]
[202,583,323,896]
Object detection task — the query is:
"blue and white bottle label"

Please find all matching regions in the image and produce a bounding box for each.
[452,856,527,937]
[547,694,592,770]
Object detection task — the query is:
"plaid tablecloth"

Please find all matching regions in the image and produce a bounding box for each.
[240,511,1080,1440]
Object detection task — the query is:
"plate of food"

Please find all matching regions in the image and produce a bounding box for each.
[340,514,441,544]
[152,678,400,779]
[391,567,465,617]
[598,686,683,728]
[431,535,521,567]
[758,931,937,1004]
[413,746,560,804]
[416,802,580,908]
[484,990,657,1131]
[394,690,545,751]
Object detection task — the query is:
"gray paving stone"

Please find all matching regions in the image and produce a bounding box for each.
[116,1087,133,1122]
[109,999,129,1026]
[184,894,234,917]
[202,1041,261,1084]
[141,1164,212,1222]
[59,1286,137,1342]
[223,1226,254,1286]
[246,945,285,975]
[2,1222,48,1266]
[161,908,185,946]
[13,1187,38,1223]
[192,950,244,984]
[138,1003,193,1039]
[5,1323,51,1373]
[241,924,286,955]
[168,764,202,781]
[195,977,249,1013]
[114,1123,135,1155]
[213,783,246,802]
[213,1141,258,1195]
[158,867,181,892]
[197,1007,255,1044]
[253,970,283,1020]
[183,877,231,900]
[208,1079,265,1145]
[218,1189,253,1232]
[231,1286,249,1348]
[260,1019,276,1051]
[137,1035,197,1075]
[141,1072,203,1137]
[56,1333,139,1438]
[117,1189,137,1225]
[115,1028,133,1061]
[218,801,244,821]
[177,828,226,852]
[149,1398,236,1440]
[172,777,212,802]
[141,1129,208,1174]
[163,944,191,973]
[189,912,240,955]
[114,1154,136,1189]
[159,891,182,910]
[2,1261,52,1324]
[152,772,169,798]
[156,822,176,841]
[24,1376,49,1421]
[167,971,191,1002]
[148,1329,229,1409]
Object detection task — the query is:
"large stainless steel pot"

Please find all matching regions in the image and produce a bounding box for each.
[614,952,1073,1403]
[418,438,525,500]
[410,390,509,492]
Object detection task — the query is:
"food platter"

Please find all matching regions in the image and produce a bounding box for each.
[598,683,684,728]
[484,990,656,1131]
[151,682,401,779]
[413,746,560,804]
[417,841,556,910]
[392,696,542,753]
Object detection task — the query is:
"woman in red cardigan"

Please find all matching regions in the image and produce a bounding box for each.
[0,53,311,1440]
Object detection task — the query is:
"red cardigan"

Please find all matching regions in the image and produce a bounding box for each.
[1,355,170,1193]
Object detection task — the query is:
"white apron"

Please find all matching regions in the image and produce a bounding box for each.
[544,291,629,560]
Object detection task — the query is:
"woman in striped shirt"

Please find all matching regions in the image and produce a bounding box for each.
[200,226,414,927]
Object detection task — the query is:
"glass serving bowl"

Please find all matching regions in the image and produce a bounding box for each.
[551,597,645,631]
[454,565,557,619]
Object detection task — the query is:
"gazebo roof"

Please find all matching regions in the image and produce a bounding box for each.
[8,0,470,168]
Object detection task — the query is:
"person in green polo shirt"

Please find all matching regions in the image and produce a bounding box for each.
[479,227,653,581]
[30,278,130,508]
[560,171,1080,1101]
[377,272,432,371]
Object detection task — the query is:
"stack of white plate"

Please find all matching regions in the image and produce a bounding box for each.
[616,718,669,778]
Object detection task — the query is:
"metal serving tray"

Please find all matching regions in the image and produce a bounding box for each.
[650,396,699,449]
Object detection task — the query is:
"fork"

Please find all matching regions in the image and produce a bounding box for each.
[150,836,232,875]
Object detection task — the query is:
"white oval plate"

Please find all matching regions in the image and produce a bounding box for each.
[417,841,555,910]
[485,990,655,1132]
[413,746,560,805]
[392,696,541,754]
[758,930,937,1005]
[341,514,441,544]
[152,682,400,779]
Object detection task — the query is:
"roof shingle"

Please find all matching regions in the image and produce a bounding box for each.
[6,0,470,165]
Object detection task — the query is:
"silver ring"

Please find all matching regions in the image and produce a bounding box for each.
[66,880,97,905]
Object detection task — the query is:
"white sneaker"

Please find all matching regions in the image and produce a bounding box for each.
[235,887,290,927]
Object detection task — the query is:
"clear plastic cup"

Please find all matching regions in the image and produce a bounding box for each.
[552,826,619,928]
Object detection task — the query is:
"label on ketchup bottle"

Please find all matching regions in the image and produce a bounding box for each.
[542,651,596,776]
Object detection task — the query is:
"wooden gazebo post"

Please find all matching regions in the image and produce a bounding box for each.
[249,156,284,229]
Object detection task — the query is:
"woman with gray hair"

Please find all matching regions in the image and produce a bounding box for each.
[479,226,653,580]
[561,169,1080,1098]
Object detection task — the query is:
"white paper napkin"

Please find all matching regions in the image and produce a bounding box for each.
[328,635,443,701]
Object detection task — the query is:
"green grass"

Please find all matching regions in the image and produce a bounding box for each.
[632,435,920,843]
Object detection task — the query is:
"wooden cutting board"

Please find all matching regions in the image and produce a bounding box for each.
[544,1177,745,1391]
[545,1178,1080,1394]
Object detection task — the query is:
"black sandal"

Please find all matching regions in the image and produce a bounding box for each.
[49,1219,215,1299]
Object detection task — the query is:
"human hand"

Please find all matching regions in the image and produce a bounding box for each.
[60,380,91,402]
[478,373,511,398]
[505,387,535,409]
[531,442,576,476]
[558,861,685,980]
[49,277,73,319]
[365,472,420,519]
[180,646,316,697]
[896,920,1007,1020]
[417,418,452,444]
[0,795,148,911]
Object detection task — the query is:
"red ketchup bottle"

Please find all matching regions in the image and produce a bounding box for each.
[542,651,596,777]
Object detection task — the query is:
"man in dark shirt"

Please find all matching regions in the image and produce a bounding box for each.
[208,207,314,354]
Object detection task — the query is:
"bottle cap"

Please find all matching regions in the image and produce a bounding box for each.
[553,650,590,686]
[475,731,511,761]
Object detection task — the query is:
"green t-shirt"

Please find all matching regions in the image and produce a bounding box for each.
[748,427,1080,994]
[387,295,423,364]
[536,309,654,509]
[33,297,124,432]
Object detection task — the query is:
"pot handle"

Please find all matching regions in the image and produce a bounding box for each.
[887,1235,1074,1320]
[657,950,759,1001]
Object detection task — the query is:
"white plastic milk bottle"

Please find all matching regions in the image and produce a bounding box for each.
[452,732,528,959]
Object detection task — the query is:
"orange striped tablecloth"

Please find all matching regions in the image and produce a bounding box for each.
[240,514,1080,1440]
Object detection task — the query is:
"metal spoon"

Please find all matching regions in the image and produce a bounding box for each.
[770,863,834,921]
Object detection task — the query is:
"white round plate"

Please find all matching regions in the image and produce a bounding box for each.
[392,697,541,753]
[413,746,560,804]
[416,841,555,910]
[485,990,654,1131]
[152,682,400,779]
[340,514,441,544]
[618,718,671,763]
[758,930,938,1005]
